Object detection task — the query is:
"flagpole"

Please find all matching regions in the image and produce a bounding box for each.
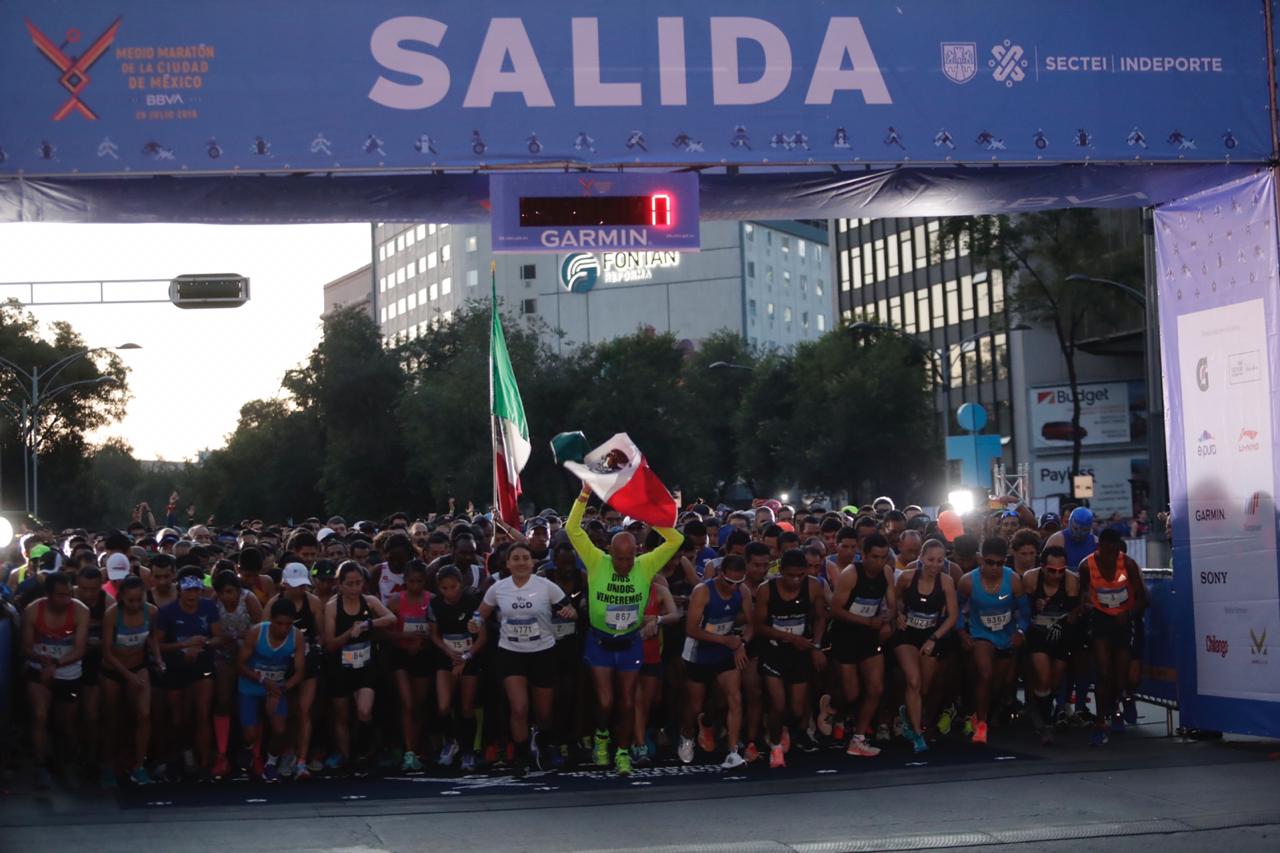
[489,260,499,520]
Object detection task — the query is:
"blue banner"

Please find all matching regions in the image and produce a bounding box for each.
[0,0,1270,177]
[1138,571,1180,705]
[1154,170,1280,737]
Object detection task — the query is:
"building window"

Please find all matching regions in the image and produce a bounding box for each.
[814,244,823,267]
[407,262,416,280]
[380,306,387,323]
[378,244,386,262]
[946,280,960,325]
[521,264,537,279]
[748,298,757,317]
[406,229,416,247]
[816,279,824,298]
[416,224,426,240]
[428,251,438,270]
[767,302,775,316]
[766,267,774,288]
[466,235,478,252]
[396,267,405,285]
[918,290,932,333]
[783,271,791,289]
[801,311,809,328]
[745,223,755,241]
[418,257,426,274]
[396,234,405,251]
[378,276,387,293]
[781,235,790,257]
[418,287,427,304]
[521,298,537,314]
[441,277,452,295]
[396,297,406,315]
[783,306,792,323]
[385,240,395,258]
[441,244,451,263]
[428,223,437,235]
[904,294,917,332]
[817,314,826,332]
[798,240,807,259]
[443,309,453,322]
[914,224,927,265]
[408,292,418,310]
[429,283,438,301]
[467,269,479,287]
[747,261,755,278]
[800,275,808,296]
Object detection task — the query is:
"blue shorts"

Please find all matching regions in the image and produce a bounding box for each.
[238,689,288,728]
[583,628,643,672]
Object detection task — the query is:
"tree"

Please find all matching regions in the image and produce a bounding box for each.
[940,211,1143,481]
[672,331,757,502]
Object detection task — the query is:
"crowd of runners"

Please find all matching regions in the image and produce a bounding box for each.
[0,492,1148,788]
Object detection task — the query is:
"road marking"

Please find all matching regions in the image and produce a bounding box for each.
[340,795,367,800]
[441,790,462,796]
[816,769,838,774]
[245,798,268,803]
[630,781,652,786]
[905,761,929,767]
[995,755,1018,761]
[145,801,173,806]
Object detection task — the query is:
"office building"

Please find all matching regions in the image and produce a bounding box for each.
[321,264,374,320]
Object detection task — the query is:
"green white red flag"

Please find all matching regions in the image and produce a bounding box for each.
[490,265,530,526]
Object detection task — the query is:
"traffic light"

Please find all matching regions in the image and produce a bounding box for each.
[168,274,250,309]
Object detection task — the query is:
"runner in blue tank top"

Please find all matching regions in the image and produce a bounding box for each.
[237,599,306,781]
[957,537,1029,746]
[678,555,752,769]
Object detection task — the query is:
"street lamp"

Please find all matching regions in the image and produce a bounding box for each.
[0,343,140,517]
[708,360,754,372]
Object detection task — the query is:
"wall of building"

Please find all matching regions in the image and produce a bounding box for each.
[321,263,373,319]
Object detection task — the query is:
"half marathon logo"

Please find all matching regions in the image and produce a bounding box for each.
[560,251,681,292]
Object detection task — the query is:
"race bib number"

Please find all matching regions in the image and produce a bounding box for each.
[403,619,429,634]
[1034,612,1065,629]
[33,642,68,662]
[605,605,639,631]
[849,598,881,618]
[341,641,371,668]
[906,612,938,630]
[980,611,1011,631]
[1097,586,1129,608]
[706,619,734,636]
[504,618,540,643]
[443,633,473,653]
[773,615,807,636]
[117,630,148,648]
[552,620,577,640]
[257,667,286,683]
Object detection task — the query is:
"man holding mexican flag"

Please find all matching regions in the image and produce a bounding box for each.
[559,432,683,776]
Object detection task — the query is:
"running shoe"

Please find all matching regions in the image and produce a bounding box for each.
[589,733,608,766]
[323,753,345,772]
[831,722,847,742]
[743,742,761,763]
[816,694,835,737]
[1075,708,1097,725]
[211,753,231,780]
[962,715,976,737]
[845,735,881,757]
[128,766,154,786]
[780,726,791,753]
[511,757,527,779]
[936,705,956,736]
[307,757,325,773]
[911,731,929,754]
[875,723,892,744]
[898,705,914,742]
[547,746,565,770]
[1123,697,1138,725]
[1090,727,1109,747]
[293,765,312,782]
[263,759,279,782]
[402,751,424,772]
[972,721,989,745]
[182,749,197,774]
[34,767,52,790]
[278,753,297,779]
[721,749,746,770]
[614,748,633,776]
[795,731,820,753]
[100,766,118,789]
[892,716,904,739]
[1111,715,1127,736]
[438,740,460,767]
[631,744,652,767]
[484,743,499,765]
[769,744,786,768]
[697,713,716,752]
[677,736,695,764]
[460,753,477,773]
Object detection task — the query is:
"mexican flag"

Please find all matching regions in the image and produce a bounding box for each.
[551,431,677,527]
[490,267,529,526]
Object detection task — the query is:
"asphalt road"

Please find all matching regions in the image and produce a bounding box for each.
[2,713,1278,853]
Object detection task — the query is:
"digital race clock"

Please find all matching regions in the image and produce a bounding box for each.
[490,173,699,253]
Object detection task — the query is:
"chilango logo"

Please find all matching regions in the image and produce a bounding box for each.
[1204,634,1229,658]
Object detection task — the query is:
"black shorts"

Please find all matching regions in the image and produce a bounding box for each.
[392,648,435,678]
[1027,623,1078,661]
[892,628,953,659]
[161,664,214,691]
[102,663,148,685]
[761,645,814,684]
[25,669,81,703]
[326,662,378,697]
[81,649,103,687]
[745,636,767,661]
[498,647,556,689]
[1090,612,1135,652]
[684,657,735,684]
[830,626,885,665]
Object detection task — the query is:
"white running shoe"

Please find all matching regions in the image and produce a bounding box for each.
[720,750,746,770]
[677,736,695,764]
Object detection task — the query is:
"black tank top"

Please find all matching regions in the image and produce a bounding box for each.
[85,591,107,643]
[903,571,946,631]
[1032,570,1073,627]
[430,592,479,637]
[291,593,319,648]
[335,595,372,640]
[766,576,812,642]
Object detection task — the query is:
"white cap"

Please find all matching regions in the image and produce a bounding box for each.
[106,552,132,580]
[282,562,311,588]
[317,527,336,543]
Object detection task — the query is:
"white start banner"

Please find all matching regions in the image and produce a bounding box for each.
[1028,381,1137,449]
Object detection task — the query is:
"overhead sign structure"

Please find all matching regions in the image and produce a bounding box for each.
[490,172,699,253]
[168,273,249,309]
[0,0,1270,178]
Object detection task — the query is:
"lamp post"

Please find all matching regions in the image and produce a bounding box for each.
[1066,271,1165,565]
[707,360,755,372]
[0,343,140,516]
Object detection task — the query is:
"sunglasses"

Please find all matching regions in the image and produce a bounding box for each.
[983,558,1005,567]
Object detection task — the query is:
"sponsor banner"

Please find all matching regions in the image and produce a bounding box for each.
[1031,454,1139,520]
[1154,169,1280,735]
[0,0,1270,177]
[1029,380,1144,449]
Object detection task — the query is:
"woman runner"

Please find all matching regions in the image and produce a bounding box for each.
[101,576,163,785]
[386,561,434,771]
[891,539,958,753]
[429,566,487,771]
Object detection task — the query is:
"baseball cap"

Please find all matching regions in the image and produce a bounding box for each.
[282,563,312,588]
[158,529,180,544]
[527,517,550,531]
[317,527,337,543]
[29,543,52,561]
[178,575,204,591]
[1038,512,1062,528]
[106,552,132,580]
[311,559,338,580]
